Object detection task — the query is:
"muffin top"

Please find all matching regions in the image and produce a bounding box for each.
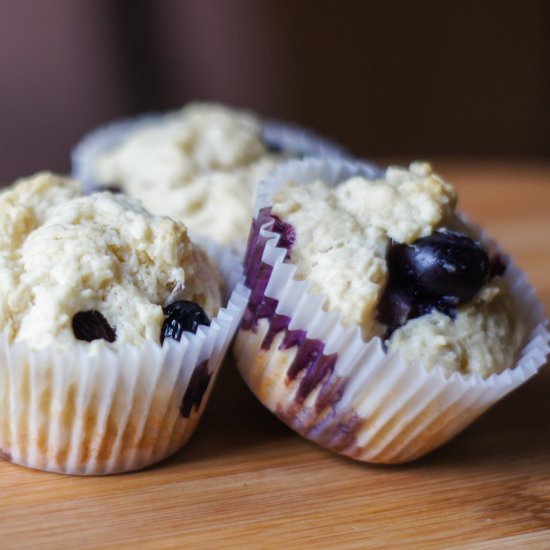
[0,172,222,351]
[93,103,283,245]
[271,162,523,377]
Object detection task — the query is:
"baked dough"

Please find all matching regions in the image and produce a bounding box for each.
[0,172,222,350]
[94,103,283,245]
[272,163,523,376]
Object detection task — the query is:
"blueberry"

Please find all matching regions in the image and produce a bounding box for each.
[88,184,123,195]
[388,230,490,302]
[271,216,296,251]
[377,286,414,334]
[377,230,491,339]
[161,300,210,344]
[72,310,116,343]
[264,140,284,154]
[489,253,507,278]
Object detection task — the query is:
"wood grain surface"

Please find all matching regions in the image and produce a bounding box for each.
[1,160,549,549]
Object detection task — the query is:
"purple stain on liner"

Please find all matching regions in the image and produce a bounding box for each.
[292,346,338,406]
[271,215,296,258]
[324,414,364,453]
[307,409,364,455]
[241,207,279,331]
[0,449,12,462]
[315,375,348,414]
[278,405,362,454]
[180,360,211,418]
[281,326,307,350]
[261,313,291,350]
[241,288,277,331]
[241,206,385,451]
[261,313,306,351]
[244,207,274,287]
[242,209,340,408]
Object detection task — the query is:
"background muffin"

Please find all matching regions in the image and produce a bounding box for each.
[0,172,247,474]
[72,102,351,248]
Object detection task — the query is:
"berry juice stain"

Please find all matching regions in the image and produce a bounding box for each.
[242,209,340,409]
[180,360,212,418]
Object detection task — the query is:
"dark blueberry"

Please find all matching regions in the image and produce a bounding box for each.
[72,310,116,343]
[264,140,284,154]
[489,253,507,278]
[388,230,490,302]
[271,216,296,254]
[377,230,490,339]
[89,184,123,195]
[377,286,415,335]
[410,294,458,321]
[180,360,212,418]
[161,300,210,344]
[377,285,459,341]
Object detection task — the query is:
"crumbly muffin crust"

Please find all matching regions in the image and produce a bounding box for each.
[0,172,222,350]
[271,162,523,376]
[94,103,283,244]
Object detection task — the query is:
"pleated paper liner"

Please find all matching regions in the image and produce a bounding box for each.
[0,239,250,475]
[233,159,549,464]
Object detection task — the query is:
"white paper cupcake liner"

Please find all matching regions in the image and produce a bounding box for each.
[234,158,550,464]
[260,118,352,160]
[0,241,249,475]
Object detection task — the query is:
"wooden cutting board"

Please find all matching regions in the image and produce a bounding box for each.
[1,160,549,549]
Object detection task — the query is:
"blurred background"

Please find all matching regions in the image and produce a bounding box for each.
[0,0,549,181]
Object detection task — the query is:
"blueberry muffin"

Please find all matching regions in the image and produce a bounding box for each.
[267,162,522,377]
[234,159,548,463]
[73,102,349,247]
[0,172,246,474]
